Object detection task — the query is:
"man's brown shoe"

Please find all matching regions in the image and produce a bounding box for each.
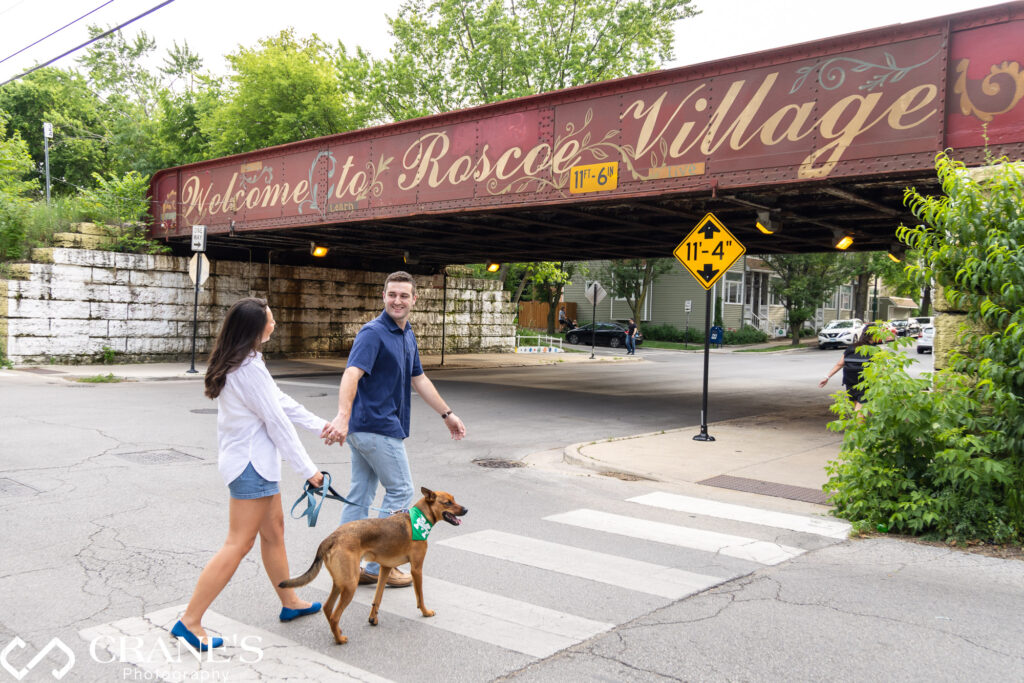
[358,568,413,587]
[384,569,412,587]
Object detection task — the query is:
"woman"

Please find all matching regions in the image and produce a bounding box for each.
[172,297,327,651]
[820,328,872,409]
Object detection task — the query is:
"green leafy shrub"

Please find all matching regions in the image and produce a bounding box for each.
[724,324,769,345]
[639,323,703,343]
[826,155,1024,544]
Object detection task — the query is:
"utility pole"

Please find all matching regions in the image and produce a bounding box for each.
[42,122,53,205]
[871,274,879,321]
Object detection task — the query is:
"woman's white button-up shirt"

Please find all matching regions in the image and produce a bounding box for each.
[216,352,324,486]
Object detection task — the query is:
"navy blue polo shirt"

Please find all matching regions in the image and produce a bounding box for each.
[346,311,423,439]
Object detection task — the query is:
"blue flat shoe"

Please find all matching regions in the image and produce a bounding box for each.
[279,602,322,622]
[171,620,223,651]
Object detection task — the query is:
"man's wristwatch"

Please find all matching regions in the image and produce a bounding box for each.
[440,410,453,420]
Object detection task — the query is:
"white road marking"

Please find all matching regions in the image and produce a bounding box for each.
[545,509,805,565]
[438,529,726,599]
[629,491,851,539]
[79,604,391,682]
[311,572,612,658]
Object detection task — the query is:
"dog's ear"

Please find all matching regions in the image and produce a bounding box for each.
[420,486,436,503]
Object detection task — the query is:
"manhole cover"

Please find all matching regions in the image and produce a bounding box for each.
[599,470,654,482]
[0,478,39,496]
[190,408,218,414]
[472,459,526,469]
[17,367,65,375]
[114,450,200,465]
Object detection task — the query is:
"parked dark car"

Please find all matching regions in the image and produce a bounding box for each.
[565,322,643,349]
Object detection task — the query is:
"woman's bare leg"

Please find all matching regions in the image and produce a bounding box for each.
[258,494,311,609]
[180,496,271,640]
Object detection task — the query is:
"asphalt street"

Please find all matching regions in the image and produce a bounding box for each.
[1,343,1021,682]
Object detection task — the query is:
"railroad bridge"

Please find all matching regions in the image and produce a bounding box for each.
[150,2,1024,271]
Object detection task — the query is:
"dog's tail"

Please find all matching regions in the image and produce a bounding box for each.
[278,541,325,588]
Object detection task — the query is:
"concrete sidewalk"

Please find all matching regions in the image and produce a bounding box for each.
[554,407,841,508]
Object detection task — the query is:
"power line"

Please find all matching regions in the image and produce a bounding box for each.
[0,0,117,66]
[0,0,177,88]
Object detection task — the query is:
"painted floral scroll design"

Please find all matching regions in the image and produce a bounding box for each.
[485,108,642,198]
[953,59,1024,123]
[790,46,943,94]
[354,154,392,202]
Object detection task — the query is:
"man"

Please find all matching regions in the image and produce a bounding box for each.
[626,318,637,355]
[322,271,466,586]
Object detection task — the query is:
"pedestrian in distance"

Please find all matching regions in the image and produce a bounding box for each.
[322,271,467,588]
[558,306,568,332]
[625,318,638,355]
[820,327,873,410]
[172,297,327,652]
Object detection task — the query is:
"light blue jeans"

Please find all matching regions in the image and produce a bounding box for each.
[625,334,636,354]
[341,431,414,575]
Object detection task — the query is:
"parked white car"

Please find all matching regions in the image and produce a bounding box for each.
[917,325,935,354]
[818,319,865,349]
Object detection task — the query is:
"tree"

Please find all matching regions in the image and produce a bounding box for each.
[529,261,581,333]
[762,253,855,345]
[203,30,375,156]
[0,68,109,193]
[599,258,673,323]
[0,114,36,260]
[369,0,698,120]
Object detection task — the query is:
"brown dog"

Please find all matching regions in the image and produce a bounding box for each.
[279,487,468,644]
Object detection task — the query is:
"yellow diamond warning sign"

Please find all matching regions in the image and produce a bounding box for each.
[673,213,745,290]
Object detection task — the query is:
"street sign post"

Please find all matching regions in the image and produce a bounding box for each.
[584,282,607,359]
[187,226,209,374]
[674,213,746,442]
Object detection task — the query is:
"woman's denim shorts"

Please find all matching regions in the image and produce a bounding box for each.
[228,462,280,500]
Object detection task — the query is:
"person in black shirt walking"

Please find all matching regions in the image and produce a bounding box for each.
[625,318,638,355]
[820,328,872,409]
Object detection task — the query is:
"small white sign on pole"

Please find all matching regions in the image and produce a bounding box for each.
[188,253,210,287]
[191,225,207,252]
[685,300,692,313]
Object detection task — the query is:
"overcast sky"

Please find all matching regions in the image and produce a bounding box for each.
[0,0,1006,86]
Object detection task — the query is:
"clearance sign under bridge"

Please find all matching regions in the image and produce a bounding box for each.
[151,5,1024,238]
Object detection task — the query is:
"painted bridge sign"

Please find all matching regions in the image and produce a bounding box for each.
[673,213,745,290]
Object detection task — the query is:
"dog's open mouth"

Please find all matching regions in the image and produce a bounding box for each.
[442,511,462,525]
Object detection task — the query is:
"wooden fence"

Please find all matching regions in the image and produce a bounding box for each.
[517,301,577,329]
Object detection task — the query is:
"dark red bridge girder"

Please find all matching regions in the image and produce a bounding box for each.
[150,2,1024,270]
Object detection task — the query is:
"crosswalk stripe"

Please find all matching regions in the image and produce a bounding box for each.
[628,491,851,539]
[312,571,612,658]
[438,529,726,599]
[79,604,391,682]
[545,509,805,565]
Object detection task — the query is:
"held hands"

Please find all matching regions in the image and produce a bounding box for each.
[321,417,348,447]
[444,413,466,441]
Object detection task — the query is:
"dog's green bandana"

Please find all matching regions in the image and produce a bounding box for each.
[410,506,433,541]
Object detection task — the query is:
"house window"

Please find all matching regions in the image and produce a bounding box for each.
[770,278,784,306]
[724,272,743,304]
[840,285,852,311]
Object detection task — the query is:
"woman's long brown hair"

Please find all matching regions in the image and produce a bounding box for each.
[204,297,268,399]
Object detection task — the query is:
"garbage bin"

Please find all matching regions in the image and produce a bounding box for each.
[709,325,723,347]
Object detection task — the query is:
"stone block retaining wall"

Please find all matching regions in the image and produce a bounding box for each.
[1,247,515,364]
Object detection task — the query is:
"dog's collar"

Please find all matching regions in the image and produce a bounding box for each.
[409,505,433,541]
